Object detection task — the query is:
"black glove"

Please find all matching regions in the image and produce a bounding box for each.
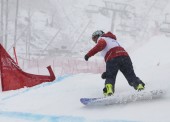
[84,55,89,61]
[101,72,107,79]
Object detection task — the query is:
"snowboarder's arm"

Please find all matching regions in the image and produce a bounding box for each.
[86,39,106,58]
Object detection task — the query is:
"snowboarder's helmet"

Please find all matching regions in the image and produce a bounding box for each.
[92,30,104,39]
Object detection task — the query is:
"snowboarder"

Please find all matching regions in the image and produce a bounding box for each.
[84,30,145,96]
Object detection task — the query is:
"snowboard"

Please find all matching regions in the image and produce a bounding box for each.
[80,89,164,106]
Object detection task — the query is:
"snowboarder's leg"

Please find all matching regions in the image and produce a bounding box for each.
[119,56,145,90]
[104,58,119,96]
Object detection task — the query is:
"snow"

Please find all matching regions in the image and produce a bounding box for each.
[1,0,170,121]
[1,34,170,122]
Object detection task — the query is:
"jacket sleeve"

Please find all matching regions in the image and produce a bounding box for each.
[112,34,117,40]
[87,39,106,57]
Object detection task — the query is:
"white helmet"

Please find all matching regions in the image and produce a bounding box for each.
[92,30,104,38]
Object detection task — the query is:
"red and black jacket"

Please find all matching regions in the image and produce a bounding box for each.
[86,32,129,62]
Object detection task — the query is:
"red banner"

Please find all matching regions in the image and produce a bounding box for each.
[0,44,55,91]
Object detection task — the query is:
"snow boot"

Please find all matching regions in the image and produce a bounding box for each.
[135,83,145,91]
[103,84,114,96]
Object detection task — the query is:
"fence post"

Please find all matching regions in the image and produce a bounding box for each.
[53,59,55,74]
[37,59,39,74]
[13,47,18,65]
[22,59,24,70]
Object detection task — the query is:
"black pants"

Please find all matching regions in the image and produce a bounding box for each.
[105,56,144,89]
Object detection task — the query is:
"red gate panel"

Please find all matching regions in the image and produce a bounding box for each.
[0,44,56,91]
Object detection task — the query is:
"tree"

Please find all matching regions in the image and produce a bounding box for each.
[1,0,4,45]
[4,0,9,49]
[14,0,19,47]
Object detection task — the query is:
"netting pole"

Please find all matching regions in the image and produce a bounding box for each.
[13,47,18,65]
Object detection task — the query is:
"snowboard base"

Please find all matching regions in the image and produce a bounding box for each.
[80,90,164,106]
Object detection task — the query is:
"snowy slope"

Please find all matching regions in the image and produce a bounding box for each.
[1,0,170,121]
[0,35,170,122]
